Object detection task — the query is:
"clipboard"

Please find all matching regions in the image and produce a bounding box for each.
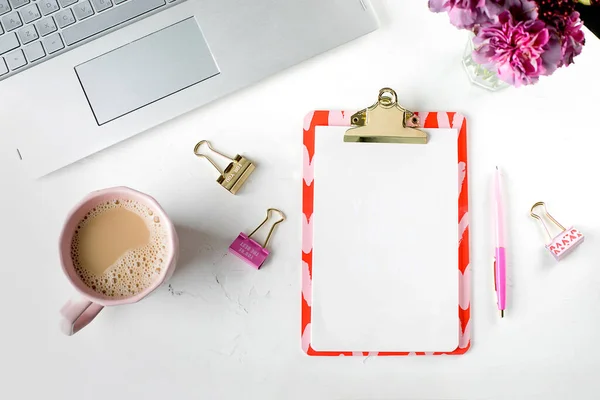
[301,89,470,356]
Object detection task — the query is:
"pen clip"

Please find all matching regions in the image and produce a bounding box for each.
[492,256,497,292]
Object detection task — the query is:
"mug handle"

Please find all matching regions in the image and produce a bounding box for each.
[60,297,104,336]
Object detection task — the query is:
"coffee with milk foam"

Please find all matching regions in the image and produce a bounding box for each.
[70,199,170,298]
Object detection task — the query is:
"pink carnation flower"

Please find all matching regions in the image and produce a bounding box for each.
[559,12,585,67]
[429,0,506,29]
[472,11,561,86]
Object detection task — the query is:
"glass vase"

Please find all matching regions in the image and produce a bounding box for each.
[462,34,509,91]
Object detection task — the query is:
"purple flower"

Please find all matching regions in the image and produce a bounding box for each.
[505,0,538,22]
[472,11,561,86]
[558,12,586,67]
[429,0,506,29]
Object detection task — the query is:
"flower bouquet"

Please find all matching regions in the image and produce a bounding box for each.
[430,0,594,88]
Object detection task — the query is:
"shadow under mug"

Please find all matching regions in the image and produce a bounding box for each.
[58,187,179,335]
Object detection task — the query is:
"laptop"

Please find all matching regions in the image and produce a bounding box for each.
[0,0,378,178]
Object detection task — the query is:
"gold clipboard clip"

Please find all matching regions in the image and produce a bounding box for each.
[345,88,428,144]
[194,140,255,195]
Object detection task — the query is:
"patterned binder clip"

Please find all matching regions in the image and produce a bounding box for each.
[530,202,584,261]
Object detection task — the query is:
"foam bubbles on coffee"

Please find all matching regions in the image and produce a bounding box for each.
[70,199,169,298]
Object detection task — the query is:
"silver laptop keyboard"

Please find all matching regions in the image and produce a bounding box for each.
[0,0,184,81]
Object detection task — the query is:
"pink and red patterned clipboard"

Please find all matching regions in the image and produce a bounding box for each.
[301,110,470,356]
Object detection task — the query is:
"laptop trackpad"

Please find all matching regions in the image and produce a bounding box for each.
[75,18,219,125]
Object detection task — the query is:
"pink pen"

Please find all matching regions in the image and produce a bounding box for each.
[493,167,507,318]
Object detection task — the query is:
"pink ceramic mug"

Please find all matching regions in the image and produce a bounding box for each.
[58,187,179,335]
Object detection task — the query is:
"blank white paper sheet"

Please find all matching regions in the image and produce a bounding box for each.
[310,126,459,353]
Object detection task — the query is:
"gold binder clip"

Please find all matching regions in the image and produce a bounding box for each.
[194,140,255,195]
[345,88,428,144]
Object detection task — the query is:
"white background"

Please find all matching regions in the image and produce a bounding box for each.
[2,1,600,399]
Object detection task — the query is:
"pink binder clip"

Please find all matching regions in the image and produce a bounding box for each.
[229,208,286,269]
[531,202,584,261]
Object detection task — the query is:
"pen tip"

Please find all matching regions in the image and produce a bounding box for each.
[496,165,499,170]
[500,310,504,318]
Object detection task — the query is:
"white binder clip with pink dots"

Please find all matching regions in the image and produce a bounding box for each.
[530,202,584,261]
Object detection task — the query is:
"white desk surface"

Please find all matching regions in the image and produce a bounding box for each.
[2,2,600,399]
